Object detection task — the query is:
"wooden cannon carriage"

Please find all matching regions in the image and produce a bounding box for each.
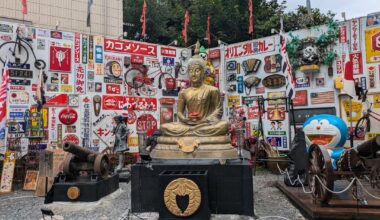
[308,136,380,204]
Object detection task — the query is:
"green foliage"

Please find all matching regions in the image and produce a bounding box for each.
[123,0,336,47]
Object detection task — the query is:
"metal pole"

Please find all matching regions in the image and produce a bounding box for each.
[350,96,354,148]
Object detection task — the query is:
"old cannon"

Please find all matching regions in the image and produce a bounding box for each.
[62,142,111,180]
[308,136,380,204]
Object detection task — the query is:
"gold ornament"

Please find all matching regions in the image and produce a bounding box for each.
[67,186,80,200]
[164,178,201,217]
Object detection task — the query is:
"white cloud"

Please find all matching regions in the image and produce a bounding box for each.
[279,0,379,20]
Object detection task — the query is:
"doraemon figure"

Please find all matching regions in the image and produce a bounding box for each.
[303,114,348,169]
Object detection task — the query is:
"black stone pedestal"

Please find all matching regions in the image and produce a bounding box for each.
[53,174,119,202]
[131,160,254,218]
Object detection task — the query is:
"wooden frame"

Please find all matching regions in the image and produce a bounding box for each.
[23,170,39,191]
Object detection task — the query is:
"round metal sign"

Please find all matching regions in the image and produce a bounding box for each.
[59,108,78,125]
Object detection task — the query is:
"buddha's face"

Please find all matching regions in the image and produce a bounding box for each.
[188,64,204,85]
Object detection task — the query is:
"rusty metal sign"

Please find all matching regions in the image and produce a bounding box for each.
[262,74,286,89]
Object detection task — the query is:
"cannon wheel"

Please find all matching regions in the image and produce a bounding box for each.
[308,144,333,204]
[101,147,118,169]
[94,154,110,179]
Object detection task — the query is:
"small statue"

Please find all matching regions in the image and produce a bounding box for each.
[113,115,129,171]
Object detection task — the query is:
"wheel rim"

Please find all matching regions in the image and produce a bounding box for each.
[125,68,145,88]
[308,144,333,204]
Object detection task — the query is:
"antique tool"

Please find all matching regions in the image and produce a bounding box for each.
[93,95,101,116]
[62,142,110,179]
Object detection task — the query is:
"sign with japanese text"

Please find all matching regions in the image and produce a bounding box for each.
[74,64,86,94]
[160,47,176,57]
[339,25,348,43]
[365,27,380,63]
[104,38,158,57]
[105,84,120,94]
[350,18,360,53]
[9,91,29,105]
[102,96,157,111]
[225,37,275,59]
[368,66,376,88]
[74,32,80,63]
[82,34,88,64]
[208,48,221,59]
[350,52,363,75]
[49,107,58,141]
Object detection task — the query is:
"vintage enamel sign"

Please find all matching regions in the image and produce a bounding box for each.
[262,74,286,89]
[58,108,78,125]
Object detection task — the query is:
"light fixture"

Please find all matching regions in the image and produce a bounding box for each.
[217,40,228,46]
[167,40,178,46]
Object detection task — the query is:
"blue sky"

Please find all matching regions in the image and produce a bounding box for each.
[280,0,379,20]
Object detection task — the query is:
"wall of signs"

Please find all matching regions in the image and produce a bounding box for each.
[220,15,380,149]
[0,21,191,154]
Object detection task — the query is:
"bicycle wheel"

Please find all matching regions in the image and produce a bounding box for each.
[124,68,145,89]
[0,41,29,66]
[158,73,175,90]
[354,116,370,138]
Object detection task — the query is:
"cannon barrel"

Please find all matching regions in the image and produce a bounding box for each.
[356,136,380,158]
[63,142,95,160]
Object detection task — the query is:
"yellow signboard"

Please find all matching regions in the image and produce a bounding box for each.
[343,99,362,122]
[128,136,138,147]
[365,27,380,63]
[227,95,241,107]
[368,132,380,139]
[60,85,73,93]
[374,94,380,108]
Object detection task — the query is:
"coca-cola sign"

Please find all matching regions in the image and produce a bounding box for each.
[63,134,80,145]
[58,108,78,125]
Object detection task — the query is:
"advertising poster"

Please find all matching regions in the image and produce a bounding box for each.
[365,27,380,63]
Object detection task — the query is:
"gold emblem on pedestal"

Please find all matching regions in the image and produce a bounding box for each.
[178,137,200,153]
[67,186,80,200]
[164,178,201,217]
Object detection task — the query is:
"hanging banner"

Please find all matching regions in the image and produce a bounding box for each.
[225,37,275,59]
[74,64,86,94]
[339,25,348,43]
[350,52,363,75]
[365,27,380,63]
[104,38,158,57]
[74,32,80,63]
[88,35,94,70]
[82,34,88,64]
[350,18,360,53]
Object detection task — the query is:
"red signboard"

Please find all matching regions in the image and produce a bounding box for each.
[350,52,363,75]
[102,95,126,110]
[104,38,157,57]
[131,55,144,64]
[208,49,221,59]
[74,32,80,63]
[74,64,85,94]
[247,106,263,119]
[160,98,175,105]
[126,97,157,111]
[293,90,308,106]
[63,134,80,145]
[45,94,68,106]
[267,107,286,120]
[338,26,348,43]
[58,108,78,125]
[50,46,72,72]
[136,114,157,136]
[106,84,121,94]
[122,110,137,125]
[160,47,176,57]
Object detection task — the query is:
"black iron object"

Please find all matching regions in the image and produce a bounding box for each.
[308,136,380,205]
[62,142,110,180]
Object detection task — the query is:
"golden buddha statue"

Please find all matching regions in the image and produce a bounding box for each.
[151,53,237,160]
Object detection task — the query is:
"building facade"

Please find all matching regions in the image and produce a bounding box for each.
[0,0,123,38]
